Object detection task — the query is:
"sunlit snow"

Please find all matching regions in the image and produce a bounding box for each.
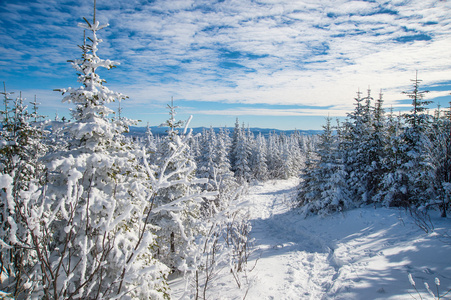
[171,178,451,299]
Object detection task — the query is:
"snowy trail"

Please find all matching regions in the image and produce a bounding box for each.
[242,179,451,300]
[245,179,340,300]
[170,179,451,299]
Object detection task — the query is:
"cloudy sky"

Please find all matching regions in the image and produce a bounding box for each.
[1,0,450,130]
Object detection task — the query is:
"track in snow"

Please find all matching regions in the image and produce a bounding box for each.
[245,179,341,300]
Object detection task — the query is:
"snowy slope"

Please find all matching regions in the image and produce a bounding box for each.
[170,179,451,300]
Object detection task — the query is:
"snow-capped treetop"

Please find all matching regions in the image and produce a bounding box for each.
[55,17,129,152]
[403,71,431,130]
[160,97,185,137]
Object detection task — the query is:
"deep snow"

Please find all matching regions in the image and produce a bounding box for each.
[170,179,451,299]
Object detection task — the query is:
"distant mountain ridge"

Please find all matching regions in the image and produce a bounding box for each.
[127,126,321,137]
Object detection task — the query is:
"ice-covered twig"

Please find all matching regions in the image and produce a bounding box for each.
[408,273,423,300]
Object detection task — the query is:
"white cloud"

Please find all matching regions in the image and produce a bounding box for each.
[1,0,450,128]
[186,107,349,117]
[326,0,379,16]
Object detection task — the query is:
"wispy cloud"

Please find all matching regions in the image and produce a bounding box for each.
[1,0,450,129]
[186,107,349,117]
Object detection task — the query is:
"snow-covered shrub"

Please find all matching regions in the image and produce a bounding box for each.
[149,107,218,274]
[181,186,253,299]
[0,88,48,299]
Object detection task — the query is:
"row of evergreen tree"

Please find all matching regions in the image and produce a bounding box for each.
[191,120,308,184]
[297,77,451,218]
[139,118,311,189]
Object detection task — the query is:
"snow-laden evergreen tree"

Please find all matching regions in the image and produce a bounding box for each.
[296,133,321,209]
[279,133,304,179]
[153,100,195,272]
[195,127,237,205]
[374,108,406,206]
[428,104,451,216]
[221,127,232,154]
[290,131,306,174]
[2,11,170,298]
[230,118,240,173]
[150,101,217,275]
[342,89,374,204]
[196,127,217,191]
[397,72,433,207]
[213,128,237,207]
[266,132,283,179]
[318,120,352,214]
[189,133,201,165]
[231,124,252,184]
[145,122,157,153]
[298,117,352,216]
[279,134,294,179]
[363,90,389,203]
[216,128,234,182]
[245,126,256,179]
[29,95,46,124]
[251,133,269,181]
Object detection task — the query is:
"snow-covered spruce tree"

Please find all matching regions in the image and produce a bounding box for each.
[251,132,269,181]
[397,72,433,207]
[215,128,234,184]
[296,132,321,209]
[0,88,47,299]
[214,128,238,208]
[152,100,195,272]
[29,95,46,124]
[290,131,306,175]
[189,133,201,165]
[366,90,388,203]
[279,133,303,179]
[229,118,240,173]
[195,127,237,210]
[426,102,451,217]
[232,124,252,184]
[196,127,217,191]
[334,118,354,202]
[298,117,352,216]
[145,122,157,154]
[150,101,216,275]
[266,131,283,179]
[342,89,375,204]
[11,12,169,299]
[278,134,293,180]
[374,108,406,206]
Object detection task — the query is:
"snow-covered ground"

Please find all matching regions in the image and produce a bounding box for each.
[170,179,451,299]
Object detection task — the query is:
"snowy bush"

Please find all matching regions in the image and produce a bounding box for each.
[181,186,253,299]
[0,87,49,299]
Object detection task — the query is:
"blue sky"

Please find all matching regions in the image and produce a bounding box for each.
[1,0,451,130]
